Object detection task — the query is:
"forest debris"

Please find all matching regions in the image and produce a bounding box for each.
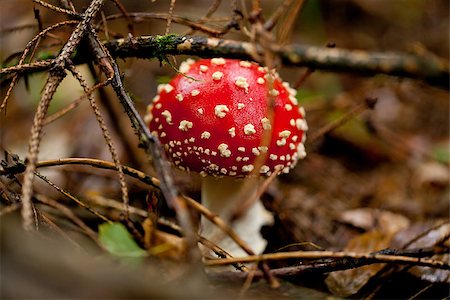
[412,161,449,188]
[143,218,187,260]
[392,221,450,283]
[326,210,410,297]
[325,231,393,297]
[339,208,410,234]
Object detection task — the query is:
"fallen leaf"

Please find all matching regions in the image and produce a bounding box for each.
[98,222,147,258]
[339,208,410,234]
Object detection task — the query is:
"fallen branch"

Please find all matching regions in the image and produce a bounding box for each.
[2,35,447,89]
[204,249,450,270]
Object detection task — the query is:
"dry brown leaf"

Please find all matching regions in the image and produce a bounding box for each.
[339,208,410,234]
[143,218,187,260]
[326,211,410,297]
[325,230,392,297]
[392,221,450,283]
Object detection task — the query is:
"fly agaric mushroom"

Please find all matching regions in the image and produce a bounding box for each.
[145,58,307,256]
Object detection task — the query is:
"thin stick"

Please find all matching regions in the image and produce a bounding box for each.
[3,35,448,89]
[43,80,110,125]
[309,97,377,143]
[35,194,103,247]
[67,64,129,218]
[1,20,79,113]
[165,0,176,35]
[20,0,106,231]
[204,250,450,270]
[33,171,111,223]
[33,0,81,18]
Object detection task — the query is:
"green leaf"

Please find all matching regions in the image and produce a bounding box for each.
[98,222,147,258]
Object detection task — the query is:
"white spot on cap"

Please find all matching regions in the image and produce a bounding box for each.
[258,146,268,153]
[176,94,184,102]
[218,144,231,157]
[238,147,246,152]
[237,103,245,110]
[260,165,270,174]
[179,58,194,73]
[155,103,162,109]
[212,71,223,80]
[211,58,226,65]
[244,124,256,135]
[208,163,219,171]
[239,61,252,68]
[157,84,165,93]
[279,130,291,138]
[228,127,236,137]
[197,108,204,114]
[290,119,295,127]
[261,118,272,130]
[289,143,296,150]
[153,95,160,103]
[199,65,208,72]
[242,165,254,172]
[269,154,278,160]
[215,105,229,118]
[257,77,265,84]
[292,135,298,142]
[252,148,261,156]
[164,84,174,93]
[299,106,306,117]
[191,89,200,96]
[161,110,173,124]
[269,89,279,96]
[229,171,237,176]
[289,95,298,105]
[189,137,195,143]
[160,132,166,138]
[242,157,249,161]
[276,139,287,146]
[297,143,307,159]
[257,66,266,73]
[201,131,211,139]
[296,119,308,131]
[285,104,293,111]
[235,76,249,93]
[220,168,227,174]
[179,120,193,131]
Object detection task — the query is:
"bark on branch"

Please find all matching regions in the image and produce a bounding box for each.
[2,35,447,89]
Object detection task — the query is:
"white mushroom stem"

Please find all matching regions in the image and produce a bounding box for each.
[200,176,273,257]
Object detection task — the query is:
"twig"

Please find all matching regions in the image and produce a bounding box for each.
[183,195,279,287]
[3,35,448,89]
[19,0,106,231]
[32,0,81,18]
[165,0,176,35]
[35,194,103,247]
[1,20,79,113]
[205,250,450,270]
[85,27,197,260]
[309,97,378,143]
[67,64,129,218]
[100,13,228,36]
[43,79,109,125]
[33,170,111,223]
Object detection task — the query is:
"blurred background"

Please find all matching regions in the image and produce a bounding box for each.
[1,0,449,298]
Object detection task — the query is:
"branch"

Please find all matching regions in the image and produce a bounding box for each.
[19,0,106,230]
[2,35,447,89]
[205,249,450,269]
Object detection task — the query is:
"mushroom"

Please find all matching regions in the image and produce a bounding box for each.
[145,58,307,256]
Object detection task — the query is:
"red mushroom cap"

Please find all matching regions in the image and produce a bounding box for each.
[145,58,307,177]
